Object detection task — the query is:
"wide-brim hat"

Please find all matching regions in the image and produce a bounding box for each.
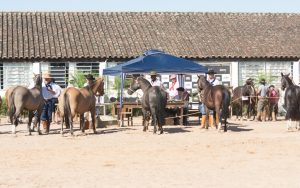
[43,72,52,79]
[85,74,95,80]
[176,87,185,92]
[259,78,266,84]
[170,74,176,79]
[207,69,217,75]
[150,71,157,76]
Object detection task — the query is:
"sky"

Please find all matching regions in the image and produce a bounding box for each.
[0,0,299,13]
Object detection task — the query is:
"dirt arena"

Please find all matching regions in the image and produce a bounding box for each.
[0,117,300,188]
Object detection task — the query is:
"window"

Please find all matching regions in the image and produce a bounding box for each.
[3,63,33,89]
[76,62,99,75]
[49,63,69,88]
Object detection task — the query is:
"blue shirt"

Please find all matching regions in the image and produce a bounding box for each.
[42,82,54,100]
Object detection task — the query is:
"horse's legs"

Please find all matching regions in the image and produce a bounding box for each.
[287,119,292,131]
[90,109,97,134]
[142,109,147,132]
[27,111,34,136]
[11,106,22,134]
[80,114,85,133]
[151,112,157,134]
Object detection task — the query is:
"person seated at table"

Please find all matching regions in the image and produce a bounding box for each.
[174,87,190,126]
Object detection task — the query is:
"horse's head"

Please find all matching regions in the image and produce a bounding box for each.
[95,78,105,96]
[127,76,140,95]
[245,78,254,86]
[197,75,208,92]
[34,74,43,88]
[281,72,292,91]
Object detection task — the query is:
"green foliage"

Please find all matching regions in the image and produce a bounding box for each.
[254,72,275,85]
[0,97,8,116]
[69,71,98,88]
[114,77,131,97]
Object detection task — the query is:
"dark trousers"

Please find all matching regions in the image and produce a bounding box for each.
[41,100,53,122]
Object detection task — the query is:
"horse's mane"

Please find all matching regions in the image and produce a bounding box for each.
[137,76,152,89]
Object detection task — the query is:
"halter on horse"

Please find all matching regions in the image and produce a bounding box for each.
[58,78,104,135]
[232,78,256,120]
[127,76,167,134]
[197,75,231,132]
[9,74,44,135]
[280,73,300,130]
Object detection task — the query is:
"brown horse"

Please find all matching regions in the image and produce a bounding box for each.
[197,75,231,132]
[232,78,257,120]
[58,78,104,135]
[9,74,44,135]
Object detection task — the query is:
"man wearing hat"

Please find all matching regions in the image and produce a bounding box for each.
[83,74,96,128]
[175,87,190,125]
[256,78,269,121]
[84,74,95,87]
[199,69,220,128]
[149,71,162,87]
[41,72,56,134]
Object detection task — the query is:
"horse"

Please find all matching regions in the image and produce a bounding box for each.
[127,76,167,134]
[232,78,257,120]
[8,74,44,135]
[197,75,231,132]
[280,73,300,130]
[58,77,104,135]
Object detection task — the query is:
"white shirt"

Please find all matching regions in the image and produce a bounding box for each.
[150,79,162,87]
[207,78,221,86]
[52,83,62,98]
[168,81,179,98]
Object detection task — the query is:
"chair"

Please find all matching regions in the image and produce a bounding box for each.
[118,107,133,127]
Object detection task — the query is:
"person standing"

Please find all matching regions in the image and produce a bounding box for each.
[149,71,162,87]
[256,78,269,121]
[268,85,279,121]
[41,72,56,134]
[199,69,220,128]
[168,74,179,100]
[83,74,95,129]
[51,78,62,124]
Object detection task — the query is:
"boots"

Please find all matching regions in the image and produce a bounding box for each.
[272,112,277,121]
[261,111,266,122]
[256,112,261,122]
[41,120,47,130]
[200,115,207,128]
[209,115,215,128]
[215,115,219,127]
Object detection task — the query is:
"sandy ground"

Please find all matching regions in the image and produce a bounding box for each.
[0,116,300,188]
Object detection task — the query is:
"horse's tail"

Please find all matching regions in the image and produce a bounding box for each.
[64,92,71,128]
[8,90,16,123]
[222,89,231,120]
[157,89,167,126]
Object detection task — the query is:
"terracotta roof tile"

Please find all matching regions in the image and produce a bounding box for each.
[0,12,300,60]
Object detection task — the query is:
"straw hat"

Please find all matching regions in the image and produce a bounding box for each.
[43,72,52,79]
[150,71,157,76]
[170,74,176,79]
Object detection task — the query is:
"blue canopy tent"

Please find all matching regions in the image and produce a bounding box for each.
[103,50,208,126]
[103,49,208,75]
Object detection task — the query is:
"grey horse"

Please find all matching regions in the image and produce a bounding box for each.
[127,76,167,134]
[9,74,44,135]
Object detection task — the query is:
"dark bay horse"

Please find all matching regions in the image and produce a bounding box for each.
[58,78,104,135]
[197,75,231,132]
[9,75,44,135]
[232,78,256,120]
[127,76,167,134]
[280,73,300,130]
